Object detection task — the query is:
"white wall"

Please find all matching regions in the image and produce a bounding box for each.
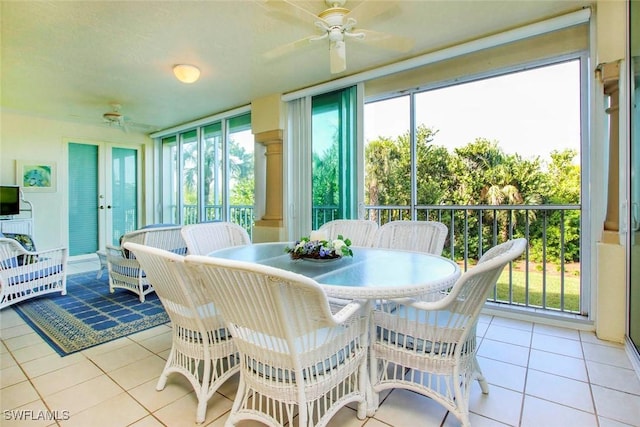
[0,111,151,250]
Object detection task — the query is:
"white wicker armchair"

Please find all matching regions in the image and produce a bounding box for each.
[185,255,371,427]
[0,237,67,309]
[318,219,379,247]
[370,238,527,427]
[123,242,239,424]
[106,225,186,302]
[373,220,448,254]
[181,222,251,255]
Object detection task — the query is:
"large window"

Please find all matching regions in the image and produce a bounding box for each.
[160,112,254,234]
[364,58,585,313]
[364,59,581,213]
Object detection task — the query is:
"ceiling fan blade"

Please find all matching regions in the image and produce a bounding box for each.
[351,28,414,52]
[344,0,398,24]
[260,0,325,26]
[329,40,346,74]
[264,34,320,59]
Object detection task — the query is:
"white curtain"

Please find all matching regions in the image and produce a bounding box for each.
[284,96,312,240]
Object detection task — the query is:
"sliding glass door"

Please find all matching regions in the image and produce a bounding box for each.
[629,0,640,356]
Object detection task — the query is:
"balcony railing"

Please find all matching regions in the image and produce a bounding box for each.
[183,204,255,239]
[314,204,583,316]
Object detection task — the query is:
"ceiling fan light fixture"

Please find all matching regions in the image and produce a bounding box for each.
[173,64,201,84]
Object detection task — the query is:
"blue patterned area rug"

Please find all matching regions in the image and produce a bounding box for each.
[12,271,169,356]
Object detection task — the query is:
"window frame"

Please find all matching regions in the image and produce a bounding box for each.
[157,111,253,228]
[362,51,591,312]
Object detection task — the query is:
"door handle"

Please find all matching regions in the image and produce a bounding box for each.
[107,205,112,209]
[99,205,105,210]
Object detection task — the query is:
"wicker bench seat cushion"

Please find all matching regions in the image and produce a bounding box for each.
[376,306,474,355]
[7,263,64,285]
[244,327,357,381]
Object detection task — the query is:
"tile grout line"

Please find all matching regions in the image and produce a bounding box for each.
[515,318,535,427]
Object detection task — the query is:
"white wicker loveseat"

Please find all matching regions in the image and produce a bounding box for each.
[106,225,186,302]
[0,237,68,310]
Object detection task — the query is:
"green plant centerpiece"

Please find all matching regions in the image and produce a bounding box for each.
[286,231,353,260]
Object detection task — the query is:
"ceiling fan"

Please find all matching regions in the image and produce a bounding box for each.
[100,103,159,133]
[102,103,129,132]
[263,0,414,74]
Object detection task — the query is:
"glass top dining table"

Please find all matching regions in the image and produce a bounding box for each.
[209,242,461,300]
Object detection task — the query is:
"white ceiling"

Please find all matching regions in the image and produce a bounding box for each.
[1,0,589,133]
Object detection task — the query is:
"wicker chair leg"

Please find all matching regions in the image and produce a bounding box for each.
[368,351,380,415]
[226,376,247,426]
[156,356,172,391]
[194,359,213,423]
[156,374,168,391]
[300,410,308,427]
[474,357,490,394]
[479,377,489,393]
[195,400,207,424]
[357,359,368,419]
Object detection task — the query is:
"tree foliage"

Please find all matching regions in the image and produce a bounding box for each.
[360,129,581,264]
[313,142,339,206]
[182,136,255,214]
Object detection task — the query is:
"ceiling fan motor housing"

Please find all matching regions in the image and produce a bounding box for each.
[103,112,122,122]
[319,7,350,26]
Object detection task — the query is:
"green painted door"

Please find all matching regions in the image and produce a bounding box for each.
[68,143,99,256]
[68,142,140,256]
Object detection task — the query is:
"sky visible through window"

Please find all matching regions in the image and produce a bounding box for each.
[365,60,581,164]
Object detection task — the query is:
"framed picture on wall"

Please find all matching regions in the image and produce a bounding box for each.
[16,160,57,192]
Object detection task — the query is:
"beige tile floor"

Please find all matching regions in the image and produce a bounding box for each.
[1,259,640,427]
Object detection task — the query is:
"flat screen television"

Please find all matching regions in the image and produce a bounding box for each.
[0,186,21,216]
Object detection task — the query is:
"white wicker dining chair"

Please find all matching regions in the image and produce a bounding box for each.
[370,238,527,427]
[185,255,371,427]
[123,242,239,424]
[0,237,67,309]
[181,222,251,255]
[318,219,379,247]
[106,225,187,302]
[373,220,448,254]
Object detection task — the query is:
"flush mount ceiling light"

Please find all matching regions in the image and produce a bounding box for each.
[173,64,200,83]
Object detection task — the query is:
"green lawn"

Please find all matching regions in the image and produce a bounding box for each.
[491,269,581,313]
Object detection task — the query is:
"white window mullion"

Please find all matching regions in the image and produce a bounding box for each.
[197,127,205,222]
[222,119,229,221]
[410,93,417,221]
